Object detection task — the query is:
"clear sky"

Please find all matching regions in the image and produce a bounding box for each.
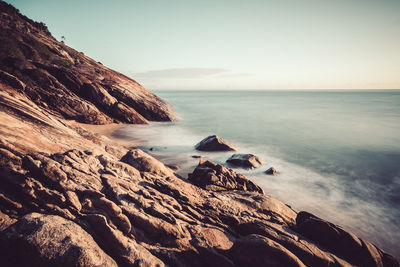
[4,0,400,90]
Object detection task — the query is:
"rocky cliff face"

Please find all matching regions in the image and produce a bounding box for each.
[0,1,176,124]
[0,2,398,267]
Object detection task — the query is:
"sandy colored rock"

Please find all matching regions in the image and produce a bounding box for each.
[229,234,306,267]
[121,148,175,177]
[0,213,117,267]
[296,211,400,267]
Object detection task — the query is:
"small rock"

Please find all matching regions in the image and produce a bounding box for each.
[195,135,236,151]
[192,155,201,158]
[265,167,278,175]
[226,154,263,169]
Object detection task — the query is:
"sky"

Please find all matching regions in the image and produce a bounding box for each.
[5,0,400,90]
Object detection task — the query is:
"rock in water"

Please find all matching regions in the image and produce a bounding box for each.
[0,213,117,267]
[265,167,278,175]
[188,160,263,193]
[226,153,264,169]
[195,135,236,151]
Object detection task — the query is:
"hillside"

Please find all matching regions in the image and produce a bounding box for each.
[0,1,175,124]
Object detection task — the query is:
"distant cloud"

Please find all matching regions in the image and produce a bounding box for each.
[216,72,252,78]
[132,68,229,79]
[129,68,255,89]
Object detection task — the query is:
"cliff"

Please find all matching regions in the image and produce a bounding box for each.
[0,1,175,124]
[0,2,398,266]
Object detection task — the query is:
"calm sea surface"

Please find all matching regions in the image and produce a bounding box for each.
[114,90,400,257]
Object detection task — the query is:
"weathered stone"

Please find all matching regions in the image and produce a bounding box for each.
[189,160,263,193]
[226,153,264,169]
[295,211,396,267]
[121,149,174,177]
[85,213,164,266]
[0,213,117,267]
[195,135,236,151]
[229,234,306,267]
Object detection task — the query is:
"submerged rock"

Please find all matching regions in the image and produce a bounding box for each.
[265,167,278,175]
[195,135,236,151]
[226,153,264,169]
[188,160,263,193]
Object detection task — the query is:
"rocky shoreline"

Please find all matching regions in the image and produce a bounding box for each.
[0,1,399,266]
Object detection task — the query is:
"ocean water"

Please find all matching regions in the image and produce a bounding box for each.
[114,90,400,257]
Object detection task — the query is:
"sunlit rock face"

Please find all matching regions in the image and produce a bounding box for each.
[0,1,176,125]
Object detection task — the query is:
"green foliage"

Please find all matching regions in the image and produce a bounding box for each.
[27,37,52,59]
[0,32,26,60]
[0,1,50,34]
[52,58,72,69]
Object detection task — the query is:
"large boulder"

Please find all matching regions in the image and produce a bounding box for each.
[195,135,236,151]
[295,211,399,267]
[228,234,306,267]
[226,154,264,169]
[188,160,263,193]
[0,213,117,267]
[121,148,175,177]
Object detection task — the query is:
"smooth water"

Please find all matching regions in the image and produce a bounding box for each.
[114,90,400,257]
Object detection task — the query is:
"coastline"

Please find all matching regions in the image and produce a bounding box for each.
[0,2,398,264]
[70,121,141,148]
[1,98,399,266]
[105,121,400,261]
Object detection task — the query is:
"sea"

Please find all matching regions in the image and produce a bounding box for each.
[113,90,400,257]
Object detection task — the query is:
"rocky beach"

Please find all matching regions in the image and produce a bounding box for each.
[0,2,399,266]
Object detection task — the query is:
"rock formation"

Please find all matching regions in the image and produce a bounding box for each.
[189,160,264,193]
[195,135,236,151]
[226,153,264,169]
[0,2,398,266]
[0,1,176,125]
